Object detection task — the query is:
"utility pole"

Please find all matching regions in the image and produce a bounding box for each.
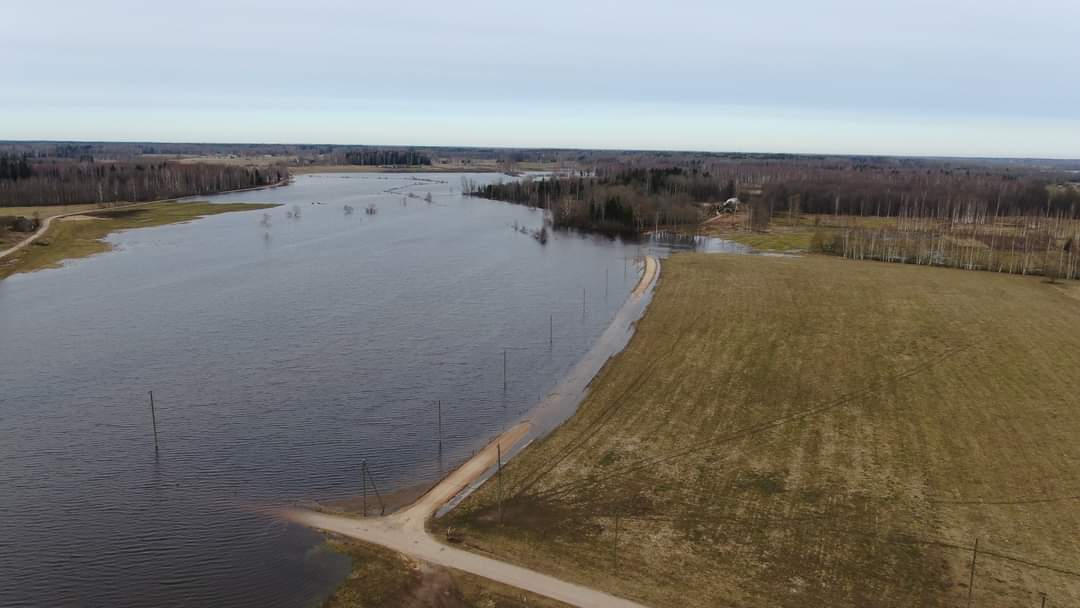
[436,399,443,453]
[967,538,979,607]
[148,391,159,454]
[368,462,385,516]
[497,443,503,524]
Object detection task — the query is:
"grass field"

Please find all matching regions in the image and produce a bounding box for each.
[437,254,1080,607]
[0,201,276,280]
[323,539,569,608]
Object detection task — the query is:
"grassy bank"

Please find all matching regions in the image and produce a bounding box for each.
[0,201,276,280]
[323,539,569,608]
[437,254,1080,607]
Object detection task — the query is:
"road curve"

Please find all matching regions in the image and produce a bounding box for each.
[0,211,67,261]
[280,256,660,608]
[0,201,171,262]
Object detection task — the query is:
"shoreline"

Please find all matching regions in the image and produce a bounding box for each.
[0,177,290,263]
[283,255,661,607]
[0,201,279,280]
[309,253,661,518]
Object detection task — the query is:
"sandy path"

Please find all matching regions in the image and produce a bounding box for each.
[633,255,658,297]
[281,257,660,607]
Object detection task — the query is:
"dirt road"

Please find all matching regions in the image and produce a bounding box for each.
[0,212,63,260]
[280,423,648,608]
[281,257,660,607]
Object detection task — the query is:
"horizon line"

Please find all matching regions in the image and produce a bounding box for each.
[2,138,1079,164]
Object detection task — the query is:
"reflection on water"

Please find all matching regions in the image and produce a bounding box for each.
[647,230,753,254]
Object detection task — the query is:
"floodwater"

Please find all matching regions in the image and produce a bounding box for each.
[0,173,679,607]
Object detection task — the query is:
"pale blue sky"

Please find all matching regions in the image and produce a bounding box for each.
[4,0,1080,157]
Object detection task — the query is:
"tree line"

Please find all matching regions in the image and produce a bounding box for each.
[0,161,288,206]
[810,211,1080,281]
[0,154,33,181]
[340,149,432,166]
[464,157,1080,260]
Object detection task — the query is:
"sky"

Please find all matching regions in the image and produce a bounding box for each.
[4,0,1080,158]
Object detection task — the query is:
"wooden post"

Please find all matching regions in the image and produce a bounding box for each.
[613,511,619,571]
[549,314,553,347]
[148,391,159,454]
[967,538,979,607]
[1039,592,1046,608]
[361,459,367,517]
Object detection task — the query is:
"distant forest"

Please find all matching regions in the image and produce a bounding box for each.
[0,155,287,206]
[341,149,432,166]
[466,158,1080,237]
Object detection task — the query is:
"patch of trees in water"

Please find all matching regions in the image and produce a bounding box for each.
[463,168,709,237]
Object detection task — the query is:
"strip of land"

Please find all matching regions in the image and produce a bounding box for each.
[0,201,277,280]
[438,254,1080,608]
[284,257,661,608]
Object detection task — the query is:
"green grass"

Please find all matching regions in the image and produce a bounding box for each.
[0,201,276,280]
[323,539,570,608]
[438,254,1080,608]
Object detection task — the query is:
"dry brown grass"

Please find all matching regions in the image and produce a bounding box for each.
[439,254,1080,608]
[323,539,569,608]
[0,203,105,219]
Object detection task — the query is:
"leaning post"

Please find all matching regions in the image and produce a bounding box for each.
[149,391,159,454]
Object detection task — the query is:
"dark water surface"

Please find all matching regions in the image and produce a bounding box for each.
[0,173,657,607]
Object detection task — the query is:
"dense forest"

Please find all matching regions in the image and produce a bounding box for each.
[0,154,34,181]
[464,167,713,235]
[340,149,431,166]
[467,157,1080,236]
[0,159,288,206]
